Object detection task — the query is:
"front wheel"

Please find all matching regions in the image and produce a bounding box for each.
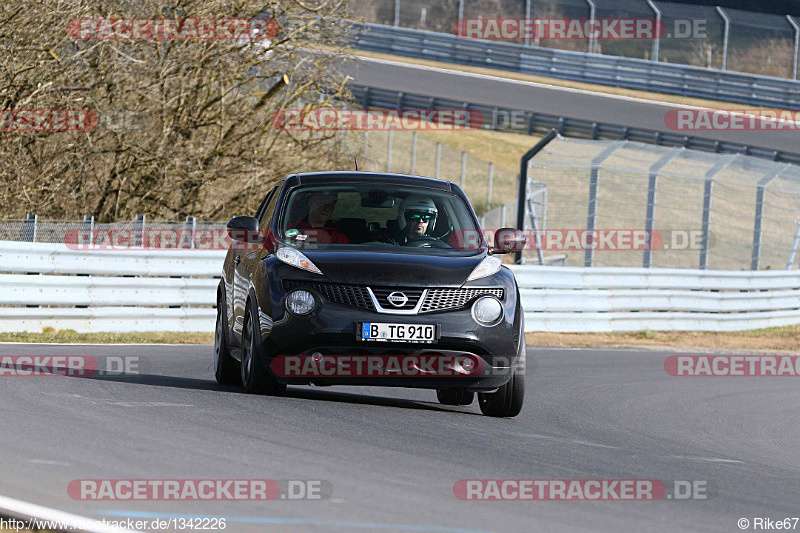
[241,307,286,396]
[214,300,239,385]
[478,369,525,418]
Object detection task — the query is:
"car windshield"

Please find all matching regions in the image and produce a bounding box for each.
[278,183,484,254]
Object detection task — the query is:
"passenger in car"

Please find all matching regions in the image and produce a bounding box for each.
[288,192,349,244]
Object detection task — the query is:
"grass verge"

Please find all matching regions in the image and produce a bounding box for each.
[526,325,800,353]
[0,329,214,345]
[1,327,798,352]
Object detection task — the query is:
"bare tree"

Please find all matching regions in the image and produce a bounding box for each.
[0,0,353,221]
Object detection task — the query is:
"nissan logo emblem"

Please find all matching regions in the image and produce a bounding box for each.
[386,292,408,307]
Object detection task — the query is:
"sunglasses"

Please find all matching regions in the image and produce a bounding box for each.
[409,214,432,222]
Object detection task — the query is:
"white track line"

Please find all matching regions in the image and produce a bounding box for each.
[0,494,141,533]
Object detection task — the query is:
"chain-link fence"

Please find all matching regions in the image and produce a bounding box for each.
[350,0,800,79]
[519,136,800,270]
[339,129,521,215]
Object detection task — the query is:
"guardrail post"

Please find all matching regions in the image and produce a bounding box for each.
[716,7,730,70]
[394,0,400,27]
[584,0,596,54]
[183,216,196,249]
[524,0,532,46]
[643,152,677,268]
[410,131,417,174]
[646,0,661,61]
[788,16,800,80]
[487,162,494,209]
[24,214,37,243]
[500,203,506,227]
[81,215,94,245]
[787,221,800,269]
[460,151,467,189]
[134,214,145,248]
[386,129,393,171]
[361,87,370,110]
[699,160,728,269]
[435,142,441,178]
[585,143,622,267]
[516,129,558,264]
[751,172,778,270]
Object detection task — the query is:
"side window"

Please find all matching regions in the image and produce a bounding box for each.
[255,187,275,221]
[258,184,281,227]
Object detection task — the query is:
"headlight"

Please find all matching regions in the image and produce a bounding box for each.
[286,290,316,315]
[277,247,323,275]
[466,256,501,281]
[472,296,503,325]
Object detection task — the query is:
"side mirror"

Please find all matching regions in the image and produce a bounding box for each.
[227,216,260,243]
[490,228,526,254]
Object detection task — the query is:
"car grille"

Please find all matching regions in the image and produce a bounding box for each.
[284,281,375,311]
[284,281,503,314]
[371,287,424,311]
[419,288,504,313]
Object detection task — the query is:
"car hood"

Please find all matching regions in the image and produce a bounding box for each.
[302,250,486,287]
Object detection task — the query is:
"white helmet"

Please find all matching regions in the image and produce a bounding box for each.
[397,195,438,233]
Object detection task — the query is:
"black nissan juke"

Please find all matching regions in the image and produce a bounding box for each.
[214,171,527,417]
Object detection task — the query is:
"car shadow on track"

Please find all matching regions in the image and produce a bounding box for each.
[70,372,480,415]
[281,387,480,415]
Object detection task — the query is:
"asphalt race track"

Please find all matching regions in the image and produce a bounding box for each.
[2,343,799,532]
[342,56,800,155]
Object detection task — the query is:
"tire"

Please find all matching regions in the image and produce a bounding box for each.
[241,304,286,396]
[478,369,525,418]
[478,334,527,418]
[436,388,475,406]
[213,297,239,385]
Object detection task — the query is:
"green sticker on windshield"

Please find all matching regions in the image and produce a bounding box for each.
[285,229,299,239]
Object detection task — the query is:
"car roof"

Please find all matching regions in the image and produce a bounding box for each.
[286,171,454,191]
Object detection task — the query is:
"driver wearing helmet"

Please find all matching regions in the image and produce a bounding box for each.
[392,195,438,245]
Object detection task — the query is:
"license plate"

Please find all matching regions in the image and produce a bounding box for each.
[359,323,438,343]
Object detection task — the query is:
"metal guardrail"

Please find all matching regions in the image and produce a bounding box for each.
[350,85,800,165]
[0,242,224,333]
[510,265,800,332]
[0,240,225,276]
[1,241,798,333]
[353,23,800,110]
